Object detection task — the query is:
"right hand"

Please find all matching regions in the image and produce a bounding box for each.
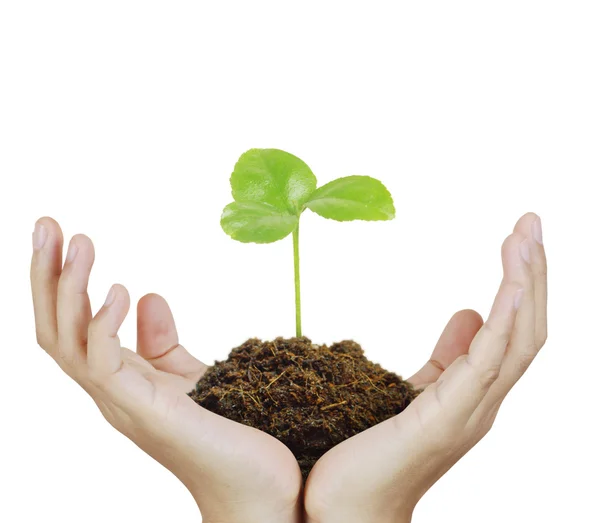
[304,213,547,523]
[30,217,303,523]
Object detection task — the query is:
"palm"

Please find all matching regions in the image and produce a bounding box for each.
[114,343,301,479]
[119,303,482,522]
[304,310,484,521]
[110,295,302,518]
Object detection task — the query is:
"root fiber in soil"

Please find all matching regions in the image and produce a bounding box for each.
[188,337,419,479]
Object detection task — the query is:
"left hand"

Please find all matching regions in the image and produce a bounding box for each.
[30,217,303,523]
[303,213,548,523]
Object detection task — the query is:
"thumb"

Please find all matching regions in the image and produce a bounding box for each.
[407,309,483,389]
[137,293,207,382]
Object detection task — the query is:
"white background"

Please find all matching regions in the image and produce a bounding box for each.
[1,1,599,522]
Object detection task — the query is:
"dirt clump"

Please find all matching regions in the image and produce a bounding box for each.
[189,336,419,479]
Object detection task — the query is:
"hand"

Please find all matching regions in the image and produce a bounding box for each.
[303,213,547,523]
[30,217,303,523]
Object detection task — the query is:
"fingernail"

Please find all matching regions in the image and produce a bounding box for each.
[514,288,524,309]
[104,286,116,307]
[32,222,47,250]
[533,218,543,245]
[519,240,530,263]
[66,242,78,263]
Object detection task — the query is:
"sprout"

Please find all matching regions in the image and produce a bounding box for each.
[221,148,395,336]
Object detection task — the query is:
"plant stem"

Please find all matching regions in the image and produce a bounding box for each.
[293,224,302,337]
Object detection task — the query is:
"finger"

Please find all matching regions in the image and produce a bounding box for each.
[484,231,534,379]
[417,233,524,427]
[472,218,539,414]
[30,217,64,353]
[515,213,547,348]
[87,284,129,377]
[56,234,95,365]
[312,275,522,504]
[407,309,483,389]
[137,293,207,382]
[428,280,521,424]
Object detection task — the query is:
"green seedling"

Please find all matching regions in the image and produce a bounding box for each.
[221,148,395,337]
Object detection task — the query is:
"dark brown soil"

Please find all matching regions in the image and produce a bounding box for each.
[188,337,419,479]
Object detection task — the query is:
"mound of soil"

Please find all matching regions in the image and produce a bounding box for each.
[188,337,419,479]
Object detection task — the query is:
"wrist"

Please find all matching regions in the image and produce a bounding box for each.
[195,493,302,523]
[305,506,414,523]
[183,475,302,523]
[203,510,301,523]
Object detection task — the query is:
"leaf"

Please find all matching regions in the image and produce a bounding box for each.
[305,176,396,221]
[221,201,299,243]
[230,149,317,213]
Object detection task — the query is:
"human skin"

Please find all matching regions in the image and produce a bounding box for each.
[30,217,303,523]
[303,213,547,523]
[31,212,546,523]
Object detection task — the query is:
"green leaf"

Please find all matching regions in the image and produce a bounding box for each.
[305,176,396,221]
[231,149,317,213]
[221,201,299,243]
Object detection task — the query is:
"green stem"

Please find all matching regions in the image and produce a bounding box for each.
[293,224,302,337]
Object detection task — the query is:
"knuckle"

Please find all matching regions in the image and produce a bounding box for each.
[478,366,501,388]
[536,330,548,349]
[514,352,535,376]
[465,355,501,389]
[56,351,77,370]
[71,371,89,389]
[481,412,497,433]
[475,422,493,441]
[470,403,501,439]
[55,354,71,373]
[535,264,548,279]
[482,322,510,346]
[35,332,54,350]
[468,416,494,442]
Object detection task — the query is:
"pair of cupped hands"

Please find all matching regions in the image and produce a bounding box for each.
[30,213,547,523]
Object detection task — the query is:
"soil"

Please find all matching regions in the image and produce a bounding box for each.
[188,337,420,479]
